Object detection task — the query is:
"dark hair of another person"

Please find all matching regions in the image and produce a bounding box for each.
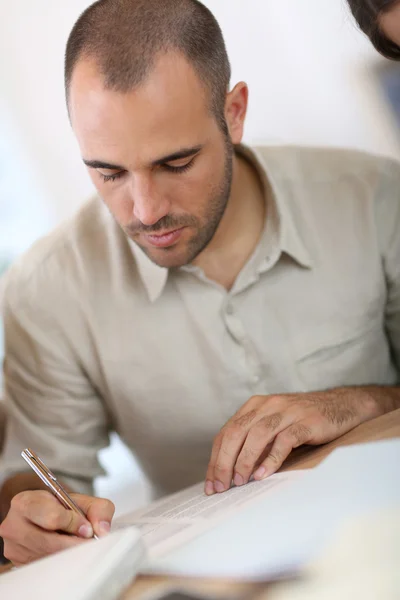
[348,0,400,59]
[65,0,231,131]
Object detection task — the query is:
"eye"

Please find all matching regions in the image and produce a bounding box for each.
[99,171,125,183]
[162,157,195,174]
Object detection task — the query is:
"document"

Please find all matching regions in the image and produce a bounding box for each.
[141,439,400,580]
[1,440,398,593]
[113,470,304,559]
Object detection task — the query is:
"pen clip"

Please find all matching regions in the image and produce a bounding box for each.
[21,448,58,487]
[23,449,58,481]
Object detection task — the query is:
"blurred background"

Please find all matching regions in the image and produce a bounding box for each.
[1,0,400,514]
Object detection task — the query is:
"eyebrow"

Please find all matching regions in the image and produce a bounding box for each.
[83,145,203,171]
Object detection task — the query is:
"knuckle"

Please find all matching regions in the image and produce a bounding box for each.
[11,491,31,513]
[287,423,312,445]
[45,509,63,530]
[268,447,283,464]
[223,424,244,441]
[23,552,38,565]
[233,409,258,428]
[259,412,283,432]
[0,520,12,541]
[213,432,223,446]
[268,395,286,409]
[98,497,115,512]
[32,533,51,556]
[3,544,20,564]
[303,415,320,430]
[238,446,258,469]
[63,509,77,532]
[276,430,291,445]
[219,445,232,459]
[247,395,258,405]
[214,462,230,477]
[239,460,254,472]
[94,497,116,519]
[247,396,264,408]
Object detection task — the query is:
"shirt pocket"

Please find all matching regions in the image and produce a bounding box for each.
[291,316,395,391]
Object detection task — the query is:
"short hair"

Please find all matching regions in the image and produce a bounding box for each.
[65,0,231,128]
[347,0,400,59]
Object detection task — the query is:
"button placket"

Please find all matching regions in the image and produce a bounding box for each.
[222,300,262,388]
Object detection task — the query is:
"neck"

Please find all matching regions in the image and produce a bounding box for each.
[192,150,266,290]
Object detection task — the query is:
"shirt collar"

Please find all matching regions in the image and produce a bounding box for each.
[129,144,313,302]
[239,145,313,270]
[128,239,168,303]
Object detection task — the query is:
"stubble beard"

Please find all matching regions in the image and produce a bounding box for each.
[131,136,234,268]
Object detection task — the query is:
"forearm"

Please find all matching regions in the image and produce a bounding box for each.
[0,473,73,522]
[340,385,400,421]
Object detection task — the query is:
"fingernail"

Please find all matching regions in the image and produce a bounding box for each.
[233,473,244,487]
[254,466,266,480]
[214,480,226,493]
[78,524,94,538]
[205,480,215,495]
[99,521,111,536]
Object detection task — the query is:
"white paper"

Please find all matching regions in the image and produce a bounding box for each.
[113,470,305,559]
[142,439,400,580]
[0,527,144,600]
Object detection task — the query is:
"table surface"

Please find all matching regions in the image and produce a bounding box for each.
[1,408,399,598]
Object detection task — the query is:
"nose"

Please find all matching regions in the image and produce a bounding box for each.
[131,174,170,226]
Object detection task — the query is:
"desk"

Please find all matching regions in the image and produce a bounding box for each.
[122,407,400,600]
[1,409,399,594]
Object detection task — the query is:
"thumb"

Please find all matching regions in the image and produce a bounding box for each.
[72,494,115,538]
[13,490,94,539]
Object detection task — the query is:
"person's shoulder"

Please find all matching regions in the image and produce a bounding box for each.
[3,198,122,307]
[254,144,400,184]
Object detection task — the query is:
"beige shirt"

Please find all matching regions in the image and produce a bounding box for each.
[1,145,400,496]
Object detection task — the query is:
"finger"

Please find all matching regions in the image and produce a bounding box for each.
[204,430,224,495]
[72,494,115,537]
[3,540,39,567]
[210,410,260,493]
[3,525,86,566]
[11,491,94,539]
[205,396,270,494]
[253,422,312,479]
[233,412,287,485]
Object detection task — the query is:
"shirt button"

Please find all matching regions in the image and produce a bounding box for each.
[226,303,234,315]
[252,375,260,384]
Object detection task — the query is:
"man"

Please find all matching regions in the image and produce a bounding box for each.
[0,0,399,567]
[348,0,400,57]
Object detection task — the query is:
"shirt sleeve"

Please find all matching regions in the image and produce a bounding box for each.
[0,263,110,496]
[375,157,400,380]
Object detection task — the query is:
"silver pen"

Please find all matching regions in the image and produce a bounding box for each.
[21,448,99,540]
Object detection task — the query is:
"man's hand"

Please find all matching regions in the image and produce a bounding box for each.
[204,387,387,495]
[0,490,115,566]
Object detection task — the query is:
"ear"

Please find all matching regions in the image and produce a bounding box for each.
[224,82,248,145]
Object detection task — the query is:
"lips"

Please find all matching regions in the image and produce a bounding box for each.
[143,227,185,248]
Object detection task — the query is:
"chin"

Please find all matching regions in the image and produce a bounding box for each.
[142,246,193,269]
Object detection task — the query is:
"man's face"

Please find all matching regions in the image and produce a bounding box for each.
[69,53,233,268]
